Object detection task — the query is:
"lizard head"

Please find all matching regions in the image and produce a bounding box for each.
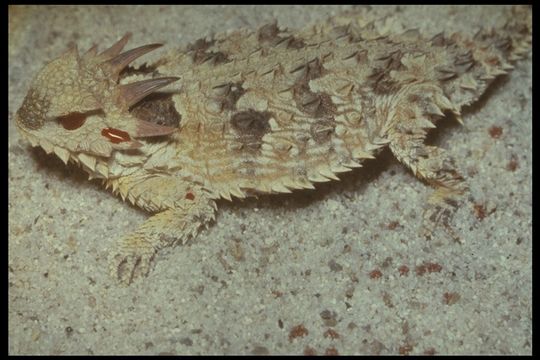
[15,33,178,168]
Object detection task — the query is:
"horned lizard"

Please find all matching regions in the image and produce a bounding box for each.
[15,6,531,285]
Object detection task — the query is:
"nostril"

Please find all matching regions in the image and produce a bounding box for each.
[57,112,87,130]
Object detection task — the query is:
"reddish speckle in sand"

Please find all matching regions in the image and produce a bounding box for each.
[415,262,442,276]
[101,128,131,143]
[289,324,309,342]
[488,126,503,139]
[323,329,340,339]
[325,347,339,356]
[443,292,461,305]
[369,269,383,279]
[399,344,414,355]
[473,203,487,220]
[185,192,195,200]
[398,265,410,276]
[507,155,519,171]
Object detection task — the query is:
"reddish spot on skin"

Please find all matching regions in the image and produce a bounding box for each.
[185,192,195,200]
[369,269,383,279]
[101,128,131,143]
[398,265,410,276]
[58,112,86,130]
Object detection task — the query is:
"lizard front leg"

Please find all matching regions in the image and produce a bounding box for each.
[107,175,216,285]
[386,83,467,241]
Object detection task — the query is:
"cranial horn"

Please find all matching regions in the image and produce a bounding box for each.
[116,77,179,108]
[100,32,133,59]
[83,44,99,58]
[103,43,163,79]
[134,119,177,138]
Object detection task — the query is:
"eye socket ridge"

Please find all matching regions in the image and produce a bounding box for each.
[56,109,104,130]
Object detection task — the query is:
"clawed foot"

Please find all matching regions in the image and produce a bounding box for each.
[108,235,157,285]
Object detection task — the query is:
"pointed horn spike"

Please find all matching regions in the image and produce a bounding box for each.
[54,146,70,164]
[103,43,163,76]
[117,77,179,108]
[134,119,177,138]
[100,32,132,59]
[83,44,99,59]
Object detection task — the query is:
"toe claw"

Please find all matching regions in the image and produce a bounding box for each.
[109,239,156,285]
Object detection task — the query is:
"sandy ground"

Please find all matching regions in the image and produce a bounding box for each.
[8,5,531,355]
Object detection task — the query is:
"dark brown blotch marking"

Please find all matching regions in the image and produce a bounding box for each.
[258,22,281,44]
[231,109,271,137]
[366,48,405,94]
[367,51,406,95]
[291,57,337,118]
[290,58,326,81]
[286,36,306,49]
[130,93,181,128]
[192,50,230,66]
[293,85,337,118]
[187,38,230,66]
[212,82,246,112]
[376,49,404,72]
[237,160,257,177]
[368,68,400,95]
[187,38,214,52]
[310,118,336,144]
[230,109,272,152]
[257,22,305,49]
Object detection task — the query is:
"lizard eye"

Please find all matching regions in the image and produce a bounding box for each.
[57,112,87,130]
[56,110,103,130]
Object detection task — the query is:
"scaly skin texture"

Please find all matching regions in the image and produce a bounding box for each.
[15,6,531,285]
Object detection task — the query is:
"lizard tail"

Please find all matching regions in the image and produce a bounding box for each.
[434,5,531,112]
